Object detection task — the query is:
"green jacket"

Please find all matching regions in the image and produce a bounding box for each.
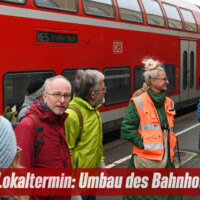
[65,97,105,168]
[121,89,182,200]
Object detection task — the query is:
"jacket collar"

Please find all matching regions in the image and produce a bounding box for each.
[24,95,37,104]
[147,89,167,107]
[26,101,68,125]
[71,96,101,111]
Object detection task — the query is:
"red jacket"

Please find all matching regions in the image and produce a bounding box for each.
[15,102,72,200]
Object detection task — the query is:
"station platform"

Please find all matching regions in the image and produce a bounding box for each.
[97,110,200,200]
[174,150,198,168]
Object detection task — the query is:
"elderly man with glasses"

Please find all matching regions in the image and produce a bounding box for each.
[15,75,72,200]
[65,69,106,200]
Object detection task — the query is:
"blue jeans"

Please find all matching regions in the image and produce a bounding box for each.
[82,196,96,200]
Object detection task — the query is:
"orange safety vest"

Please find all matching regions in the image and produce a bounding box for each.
[131,92,177,162]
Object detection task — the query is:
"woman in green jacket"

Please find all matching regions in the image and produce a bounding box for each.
[121,58,182,200]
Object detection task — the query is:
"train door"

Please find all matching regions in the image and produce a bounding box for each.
[180,40,196,106]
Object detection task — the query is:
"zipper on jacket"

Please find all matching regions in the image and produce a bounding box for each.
[60,135,62,144]
[94,110,101,168]
[76,155,79,168]
[60,135,66,168]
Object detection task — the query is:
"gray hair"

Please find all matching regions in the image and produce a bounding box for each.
[74,69,104,101]
[44,75,71,93]
[29,86,44,99]
[143,58,165,86]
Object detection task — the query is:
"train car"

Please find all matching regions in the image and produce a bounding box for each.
[1,0,200,133]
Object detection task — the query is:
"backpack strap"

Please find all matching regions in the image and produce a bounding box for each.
[27,114,44,167]
[12,122,19,127]
[68,104,83,146]
[18,103,32,122]
[20,103,30,110]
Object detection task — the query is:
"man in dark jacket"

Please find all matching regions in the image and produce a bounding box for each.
[15,75,72,200]
[18,79,44,122]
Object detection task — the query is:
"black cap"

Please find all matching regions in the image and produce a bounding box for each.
[27,80,44,95]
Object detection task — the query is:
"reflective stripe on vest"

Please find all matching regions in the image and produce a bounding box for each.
[144,143,164,150]
[170,99,173,109]
[139,124,161,130]
[134,96,143,109]
[169,127,174,132]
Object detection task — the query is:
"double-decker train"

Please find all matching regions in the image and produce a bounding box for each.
[1,0,200,133]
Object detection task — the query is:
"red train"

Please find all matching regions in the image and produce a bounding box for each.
[1,0,200,133]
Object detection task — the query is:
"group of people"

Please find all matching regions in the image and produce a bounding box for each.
[0,58,182,200]
[1,70,106,200]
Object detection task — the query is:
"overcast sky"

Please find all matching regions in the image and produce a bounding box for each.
[184,0,200,6]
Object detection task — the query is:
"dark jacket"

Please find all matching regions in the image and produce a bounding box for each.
[18,95,37,122]
[15,102,71,200]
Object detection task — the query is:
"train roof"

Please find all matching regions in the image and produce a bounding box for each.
[161,0,200,12]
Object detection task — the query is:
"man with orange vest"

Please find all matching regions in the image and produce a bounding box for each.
[121,58,182,200]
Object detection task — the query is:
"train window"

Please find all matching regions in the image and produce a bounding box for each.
[62,70,77,85]
[62,68,99,98]
[82,0,115,18]
[1,0,25,3]
[134,64,175,93]
[134,65,144,92]
[163,64,175,93]
[190,51,194,89]
[180,8,197,32]
[3,71,55,111]
[141,0,165,27]
[116,0,143,23]
[62,69,77,97]
[183,51,188,90]
[34,0,78,12]
[162,3,183,30]
[103,67,131,105]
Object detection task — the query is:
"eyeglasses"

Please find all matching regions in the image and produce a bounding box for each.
[95,87,107,92]
[153,77,168,81]
[45,92,71,100]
